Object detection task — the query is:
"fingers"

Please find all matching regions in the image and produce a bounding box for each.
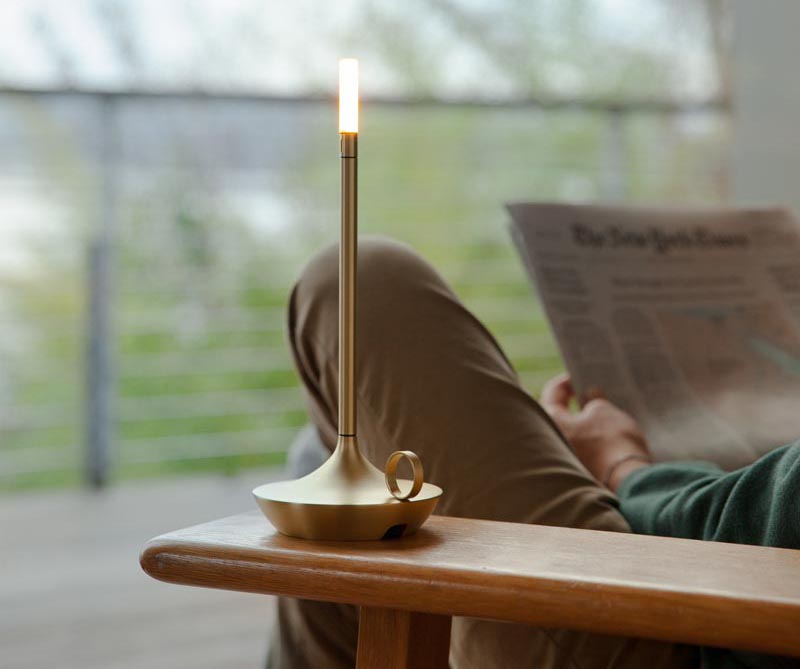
[540,372,574,410]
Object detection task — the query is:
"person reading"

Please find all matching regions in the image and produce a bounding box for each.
[268,238,798,669]
[541,373,799,552]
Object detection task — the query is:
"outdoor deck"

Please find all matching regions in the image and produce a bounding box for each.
[2,470,282,669]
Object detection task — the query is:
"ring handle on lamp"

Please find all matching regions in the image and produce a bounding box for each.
[385,451,425,501]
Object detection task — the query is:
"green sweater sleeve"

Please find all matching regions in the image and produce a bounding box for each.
[618,443,800,669]
[617,442,800,548]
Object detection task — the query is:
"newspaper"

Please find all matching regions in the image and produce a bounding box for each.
[508,202,800,470]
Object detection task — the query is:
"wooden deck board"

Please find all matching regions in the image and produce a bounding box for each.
[1,472,281,669]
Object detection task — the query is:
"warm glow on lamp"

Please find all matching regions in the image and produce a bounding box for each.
[339,58,359,133]
[252,57,442,541]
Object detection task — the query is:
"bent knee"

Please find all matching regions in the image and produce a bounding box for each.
[293,236,439,309]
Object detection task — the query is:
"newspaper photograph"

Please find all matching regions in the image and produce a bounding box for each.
[508,202,800,470]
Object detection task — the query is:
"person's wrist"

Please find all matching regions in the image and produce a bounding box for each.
[603,454,651,492]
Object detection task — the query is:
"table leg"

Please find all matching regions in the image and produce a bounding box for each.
[356,606,452,669]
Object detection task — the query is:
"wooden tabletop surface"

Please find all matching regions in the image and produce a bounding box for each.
[141,511,800,657]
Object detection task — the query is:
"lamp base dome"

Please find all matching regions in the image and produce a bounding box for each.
[253,436,442,540]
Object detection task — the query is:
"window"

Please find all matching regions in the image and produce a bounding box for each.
[0,0,730,487]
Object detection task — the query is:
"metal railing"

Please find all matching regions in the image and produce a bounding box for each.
[0,87,730,489]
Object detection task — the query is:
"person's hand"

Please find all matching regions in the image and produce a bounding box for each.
[540,373,652,492]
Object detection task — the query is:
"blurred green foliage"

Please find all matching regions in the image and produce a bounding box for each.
[0,98,727,491]
[0,0,732,491]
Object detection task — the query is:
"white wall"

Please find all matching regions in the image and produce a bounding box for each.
[732,1,800,212]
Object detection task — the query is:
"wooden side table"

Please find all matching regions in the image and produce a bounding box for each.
[141,512,800,668]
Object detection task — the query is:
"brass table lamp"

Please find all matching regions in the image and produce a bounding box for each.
[253,59,442,540]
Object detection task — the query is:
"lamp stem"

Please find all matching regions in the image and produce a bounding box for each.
[339,132,358,438]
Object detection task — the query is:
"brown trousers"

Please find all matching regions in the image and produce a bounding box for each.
[268,238,696,669]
